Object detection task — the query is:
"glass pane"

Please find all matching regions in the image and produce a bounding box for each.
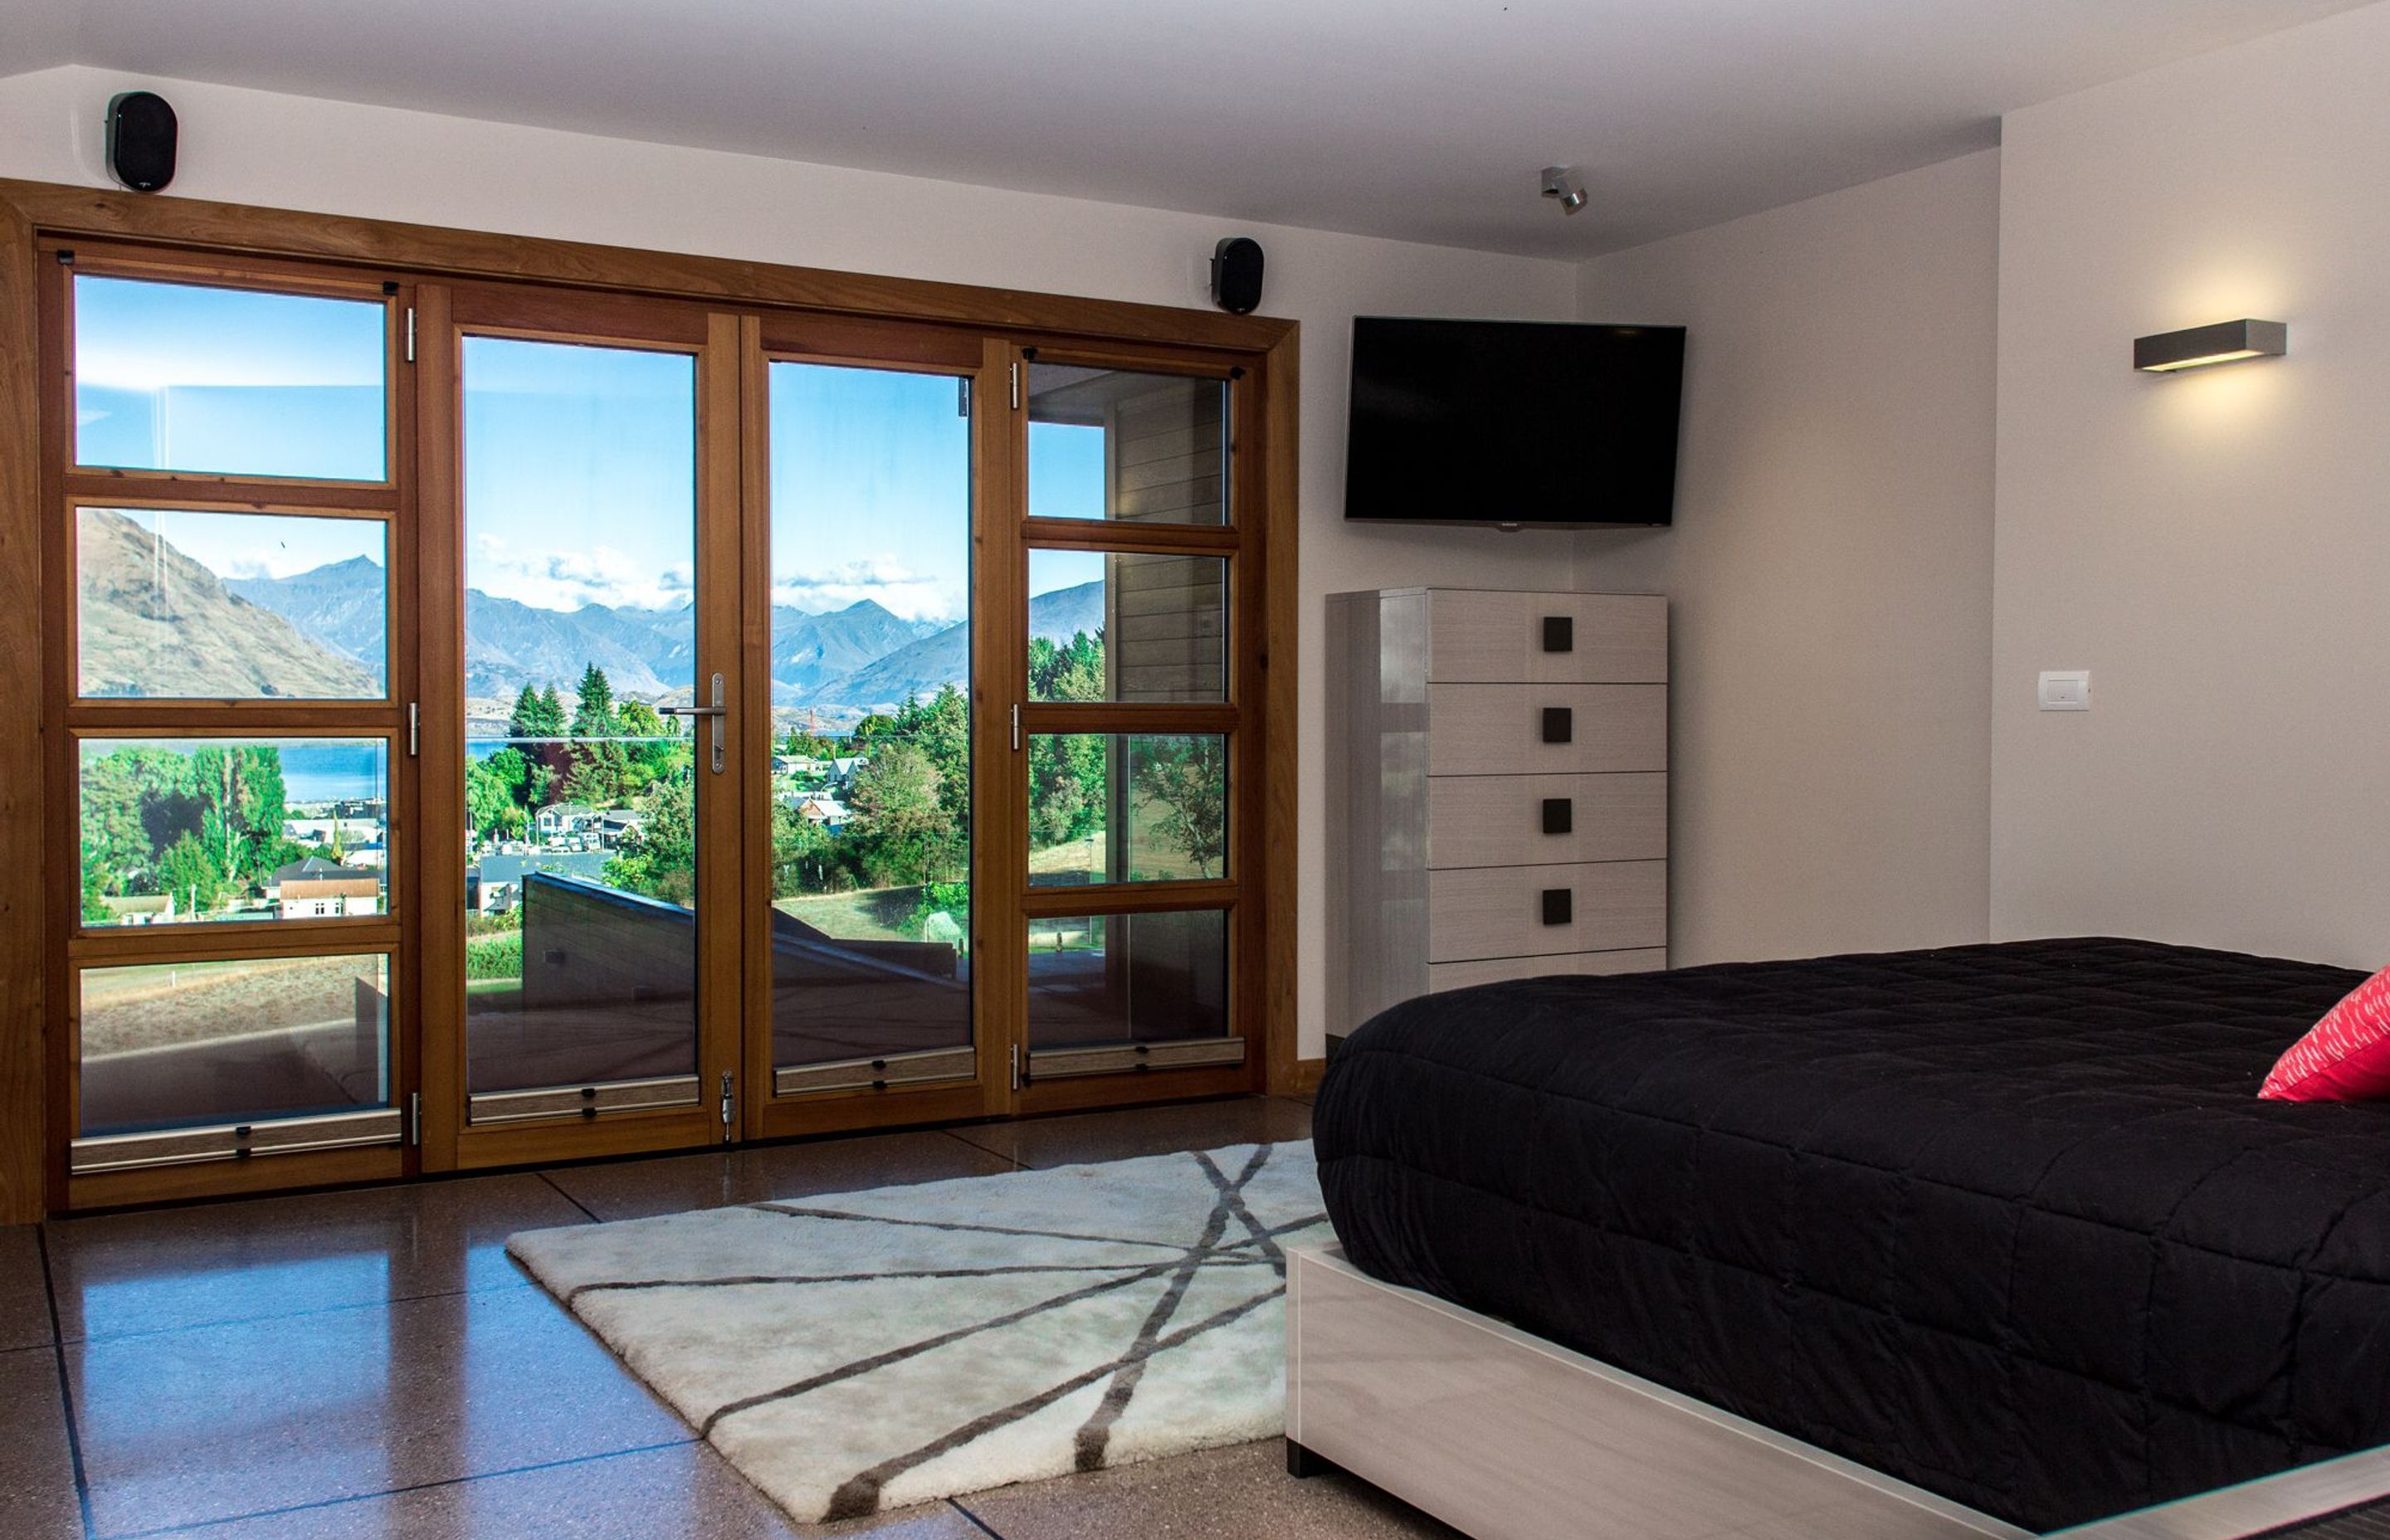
[1026,364,1227,526]
[765,362,973,1070]
[73,274,388,480]
[78,953,392,1136]
[1028,733,1227,887]
[461,337,700,1096]
[1028,549,1225,704]
[80,738,388,927]
[1028,909,1227,1049]
[77,507,388,699]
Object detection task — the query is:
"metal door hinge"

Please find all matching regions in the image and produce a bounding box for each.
[1008,361,1020,412]
[407,1091,421,1147]
[719,1072,735,1142]
[404,306,416,363]
[1010,703,1021,753]
[407,702,420,757]
[1009,1043,1021,1093]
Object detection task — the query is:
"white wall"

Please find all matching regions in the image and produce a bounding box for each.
[1575,151,2001,965]
[0,64,1581,1059]
[1992,1,2390,968]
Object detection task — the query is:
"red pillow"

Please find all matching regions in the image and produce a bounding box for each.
[2262,966,2390,1101]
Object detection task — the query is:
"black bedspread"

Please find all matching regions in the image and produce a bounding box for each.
[1314,938,2390,1533]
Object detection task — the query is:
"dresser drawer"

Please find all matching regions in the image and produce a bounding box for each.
[1426,860,1666,962]
[1428,591,1666,685]
[1427,772,1666,869]
[1426,684,1666,776]
[1426,948,1669,992]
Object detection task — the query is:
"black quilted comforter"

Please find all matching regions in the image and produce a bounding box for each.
[1314,938,2390,1533]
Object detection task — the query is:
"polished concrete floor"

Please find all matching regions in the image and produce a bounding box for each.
[2,1094,1464,1539]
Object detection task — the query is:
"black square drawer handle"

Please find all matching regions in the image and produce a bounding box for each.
[1542,888,1573,926]
[1541,706,1573,744]
[1543,615,1574,653]
[1542,797,1573,836]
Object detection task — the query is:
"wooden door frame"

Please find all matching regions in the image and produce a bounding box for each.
[30,237,423,1213]
[0,177,1299,1222]
[420,282,748,1172]
[1004,341,1267,1114]
[734,316,1009,1142]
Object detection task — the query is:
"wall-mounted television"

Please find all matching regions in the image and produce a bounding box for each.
[1344,316,1685,529]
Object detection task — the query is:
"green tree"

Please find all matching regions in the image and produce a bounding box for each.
[909,880,971,946]
[1132,735,1228,878]
[769,801,839,899]
[562,665,627,804]
[1025,629,1109,859]
[80,839,115,924]
[559,754,612,809]
[850,713,900,745]
[1029,627,1105,702]
[616,700,682,793]
[781,726,838,759]
[467,754,529,841]
[508,684,563,742]
[844,741,959,886]
[1027,732,1106,847]
[604,774,696,906]
[155,831,224,916]
[80,745,193,894]
[893,685,971,834]
[188,743,292,887]
[571,664,619,739]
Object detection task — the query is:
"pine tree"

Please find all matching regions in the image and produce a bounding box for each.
[508,684,547,742]
[571,664,618,739]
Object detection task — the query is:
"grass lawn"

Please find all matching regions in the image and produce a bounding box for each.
[777,885,929,943]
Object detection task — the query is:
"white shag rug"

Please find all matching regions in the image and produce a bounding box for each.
[507,1140,1325,1522]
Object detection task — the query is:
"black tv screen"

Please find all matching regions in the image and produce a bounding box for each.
[1344,317,1685,528]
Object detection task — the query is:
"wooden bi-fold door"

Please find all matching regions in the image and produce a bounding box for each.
[38,236,1283,1208]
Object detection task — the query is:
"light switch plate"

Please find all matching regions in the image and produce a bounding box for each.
[2038,670,2090,711]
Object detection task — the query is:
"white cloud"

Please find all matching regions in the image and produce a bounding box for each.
[771,558,963,623]
[470,534,695,612]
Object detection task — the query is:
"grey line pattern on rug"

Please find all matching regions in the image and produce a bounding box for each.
[506,1139,1329,1521]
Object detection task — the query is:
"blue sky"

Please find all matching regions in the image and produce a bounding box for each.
[76,273,1106,621]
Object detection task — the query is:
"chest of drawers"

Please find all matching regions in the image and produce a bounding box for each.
[1327,587,1668,1039]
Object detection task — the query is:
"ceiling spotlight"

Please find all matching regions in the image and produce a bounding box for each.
[1540,165,1588,215]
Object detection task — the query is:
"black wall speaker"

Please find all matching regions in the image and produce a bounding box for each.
[1210,236,1264,315]
[107,91,178,193]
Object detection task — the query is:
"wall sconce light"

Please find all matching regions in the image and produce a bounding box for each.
[2134,319,2287,373]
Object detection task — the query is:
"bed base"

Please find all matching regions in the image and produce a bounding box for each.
[1285,1245,2390,1540]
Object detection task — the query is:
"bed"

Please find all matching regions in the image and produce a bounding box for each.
[1304,938,2390,1537]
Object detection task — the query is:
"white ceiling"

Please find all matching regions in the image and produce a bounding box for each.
[2,0,2374,257]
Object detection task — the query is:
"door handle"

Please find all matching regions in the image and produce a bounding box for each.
[658,672,728,774]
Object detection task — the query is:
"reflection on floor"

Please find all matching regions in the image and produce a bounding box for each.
[5,1094,1466,1538]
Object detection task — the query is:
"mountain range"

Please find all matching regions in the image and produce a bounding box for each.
[204,548,1107,713]
[79,509,383,699]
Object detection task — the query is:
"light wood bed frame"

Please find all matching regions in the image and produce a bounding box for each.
[1285,1244,2390,1540]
